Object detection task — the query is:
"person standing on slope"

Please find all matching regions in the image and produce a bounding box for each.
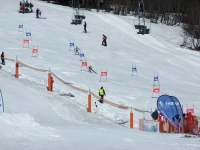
[36,8,40,18]
[151,109,159,122]
[1,52,5,65]
[83,21,87,33]
[99,86,106,103]
[51,76,54,91]
[102,34,107,46]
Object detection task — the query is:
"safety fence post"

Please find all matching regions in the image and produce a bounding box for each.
[48,72,52,91]
[130,107,134,128]
[88,88,92,113]
[15,56,19,78]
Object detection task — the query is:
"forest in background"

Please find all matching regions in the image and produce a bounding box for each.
[42,0,200,50]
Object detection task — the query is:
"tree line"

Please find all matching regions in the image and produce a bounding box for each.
[43,0,200,50]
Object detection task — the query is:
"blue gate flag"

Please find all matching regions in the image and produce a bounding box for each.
[70,43,74,47]
[154,76,159,81]
[157,95,183,132]
[26,32,31,36]
[132,68,137,71]
[19,25,23,28]
[80,53,84,57]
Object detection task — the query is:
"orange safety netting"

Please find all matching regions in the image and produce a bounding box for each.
[3,57,129,110]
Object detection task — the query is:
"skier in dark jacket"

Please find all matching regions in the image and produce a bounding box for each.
[1,52,5,65]
[29,2,33,12]
[83,21,87,33]
[99,86,106,103]
[36,8,40,18]
[102,34,107,46]
[151,109,159,122]
[88,65,97,74]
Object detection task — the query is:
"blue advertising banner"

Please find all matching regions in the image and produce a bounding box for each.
[157,95,183,132]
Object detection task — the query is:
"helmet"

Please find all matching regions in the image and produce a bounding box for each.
[101,86,103,89]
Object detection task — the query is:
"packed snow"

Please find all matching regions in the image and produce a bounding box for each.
[0,0,200,149]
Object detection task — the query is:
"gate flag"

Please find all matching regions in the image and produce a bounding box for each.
[157,95,183,132]
[0,89,4,112]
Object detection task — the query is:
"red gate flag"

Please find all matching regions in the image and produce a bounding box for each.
[23,39,29,43]
[82,62,87,66]
[32,49,38,53]
[186,108,194,115]
[153,88,160,93]
[101,72,107,76]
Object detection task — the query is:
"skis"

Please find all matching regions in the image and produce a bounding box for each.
[60,93,75,97]
[81,31,89,33]
[89,69,97,74]
[36,17,47,19]
[180,134,200,138]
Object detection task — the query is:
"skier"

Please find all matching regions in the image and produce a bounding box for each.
[88,65,97,74]
[102,34,107,46]
[151,109,159,122]
[36,8,40,18]
[83,21,87,33]
[29,2,33,12]
[99,86,106,103]
[74,46,80,55]
[24,0,29,13]
[1,52,5,65]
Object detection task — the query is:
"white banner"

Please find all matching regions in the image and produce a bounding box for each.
[143,121,159,132]
[0,89,4,112]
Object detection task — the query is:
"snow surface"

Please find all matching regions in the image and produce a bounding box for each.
[0,0,200,149]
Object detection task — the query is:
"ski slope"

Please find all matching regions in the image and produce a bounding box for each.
[0,0,200,149]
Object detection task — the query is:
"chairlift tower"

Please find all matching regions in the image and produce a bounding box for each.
[71,0,86,25]
[134,0,149,34]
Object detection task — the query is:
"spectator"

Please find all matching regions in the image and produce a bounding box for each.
[163,118,169,133]
[187,112,194,134]
[151,109,159,122]
[1,52,5,65]
[51,77,54,91]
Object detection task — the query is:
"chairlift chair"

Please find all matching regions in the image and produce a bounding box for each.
[71,0,86,25]
[134,0,150,35]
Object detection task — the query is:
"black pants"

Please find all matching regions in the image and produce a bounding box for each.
[102,40,107,46]
[84,27,87,33]
[100,95,104,103]
[1,59,5,65]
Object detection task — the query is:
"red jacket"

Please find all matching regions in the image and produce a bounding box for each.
[51,78,54,84]
[187,114,194,124]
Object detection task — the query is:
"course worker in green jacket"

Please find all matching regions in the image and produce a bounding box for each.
[99,86,106,103]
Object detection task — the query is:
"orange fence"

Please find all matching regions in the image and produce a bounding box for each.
[3,57,129,110]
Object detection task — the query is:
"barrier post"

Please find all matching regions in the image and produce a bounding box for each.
[159,121,163,132]
[48,72,52,91]
[130,107,134,128]
[15,56,19,78]
[88,91,92,113]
